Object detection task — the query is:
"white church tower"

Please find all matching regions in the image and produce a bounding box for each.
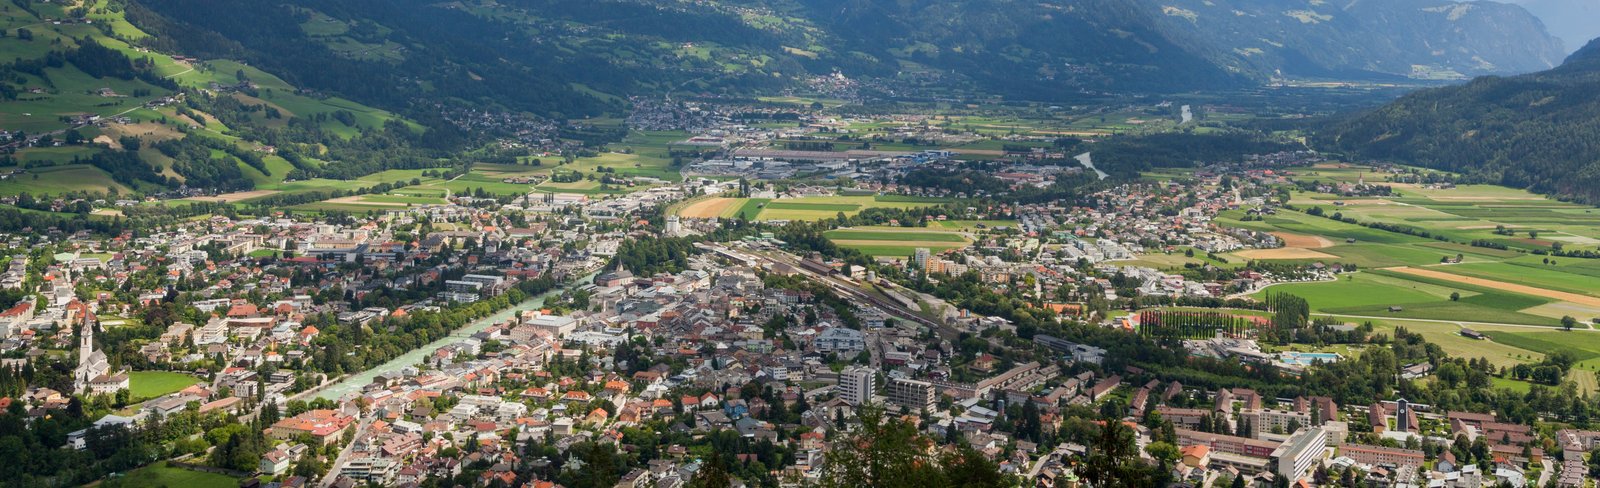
[72,305,121,395]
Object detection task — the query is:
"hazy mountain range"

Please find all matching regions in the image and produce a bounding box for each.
[1475,0,1600,53]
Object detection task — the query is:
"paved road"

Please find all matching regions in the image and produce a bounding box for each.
[1536,458,1552,487]
[321,414,375,487]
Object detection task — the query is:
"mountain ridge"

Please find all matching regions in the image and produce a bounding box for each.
[1319,37,1600,202]
[119,0,1567,112]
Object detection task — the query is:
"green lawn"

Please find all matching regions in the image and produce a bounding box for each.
[732,199,770,220]
[248,249,278,258]
[0,64,173,133]
[764,202,861,212]
[1482,330,1600,362]
[0,164,135,196]
[1357,318,1543,370]
[823,229,970,242]
[1255,273,1446,311]
[1319,243,1460,268]
[1256,271,1558,326]
[1218,209,1426,245]
[1434,262,1600,298]
[362,194,447,205]
[128,371,199,401]
[102,461,240,488]
[842,244,968,257]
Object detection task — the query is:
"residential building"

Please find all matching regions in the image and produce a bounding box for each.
[838,366,875,406]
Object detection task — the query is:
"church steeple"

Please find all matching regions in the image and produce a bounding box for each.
[78,319,93,365]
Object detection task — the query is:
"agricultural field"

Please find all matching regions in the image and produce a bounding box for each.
[0,164,135,195]
[1252,266,1562,327]
[1286,164,1600,251]
[0,63,173,133]
[676,195,950,221]
[674,196,761,219]
[930,220,1018,232]
[823,227,973,257]
[1206,162,1600,333]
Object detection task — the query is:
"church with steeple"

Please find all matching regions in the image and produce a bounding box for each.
[69,299,127,396]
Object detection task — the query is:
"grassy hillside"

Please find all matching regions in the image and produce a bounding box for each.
[0,0,424,198]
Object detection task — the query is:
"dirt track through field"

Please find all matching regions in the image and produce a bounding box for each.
[1233,248,1337,260]
[1383,266,1600,308]
[323,196,405,207]
[188,190,281,203]
[1271,231,1334,248]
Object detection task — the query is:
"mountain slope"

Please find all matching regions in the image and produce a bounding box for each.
[784,0,1250,94]
[0,0,439,195]
[1319,40,1600,202]
[1149,0,1566,80]
[1477,0,1600,54]
[124,0,1568,108]
[0,0,1579,198]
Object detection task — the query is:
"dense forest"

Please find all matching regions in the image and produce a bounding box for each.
[1321,39,1600,203]
[1093,132,1305,177]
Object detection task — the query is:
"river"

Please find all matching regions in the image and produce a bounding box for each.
[315,272,596,400]
[1075,152,1109,180]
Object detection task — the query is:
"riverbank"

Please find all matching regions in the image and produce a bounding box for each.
[316,271,597,400]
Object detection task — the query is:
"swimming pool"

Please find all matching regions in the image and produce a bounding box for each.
[1278,351,1341,366]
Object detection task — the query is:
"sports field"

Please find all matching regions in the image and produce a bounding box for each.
[129,371,200,401]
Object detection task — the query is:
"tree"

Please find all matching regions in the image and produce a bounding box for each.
[1144,441,1179,464]
[1450,292,1460,301]
[1077,418,1153,488]
[293,455,327,478]
[1563,315,1579,332]
[687,452,732,488]
[818,407,1007,488]
[940,447,1007,488]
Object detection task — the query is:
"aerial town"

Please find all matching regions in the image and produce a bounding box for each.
[0,115,1589,488]
[5,0,1600,485]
